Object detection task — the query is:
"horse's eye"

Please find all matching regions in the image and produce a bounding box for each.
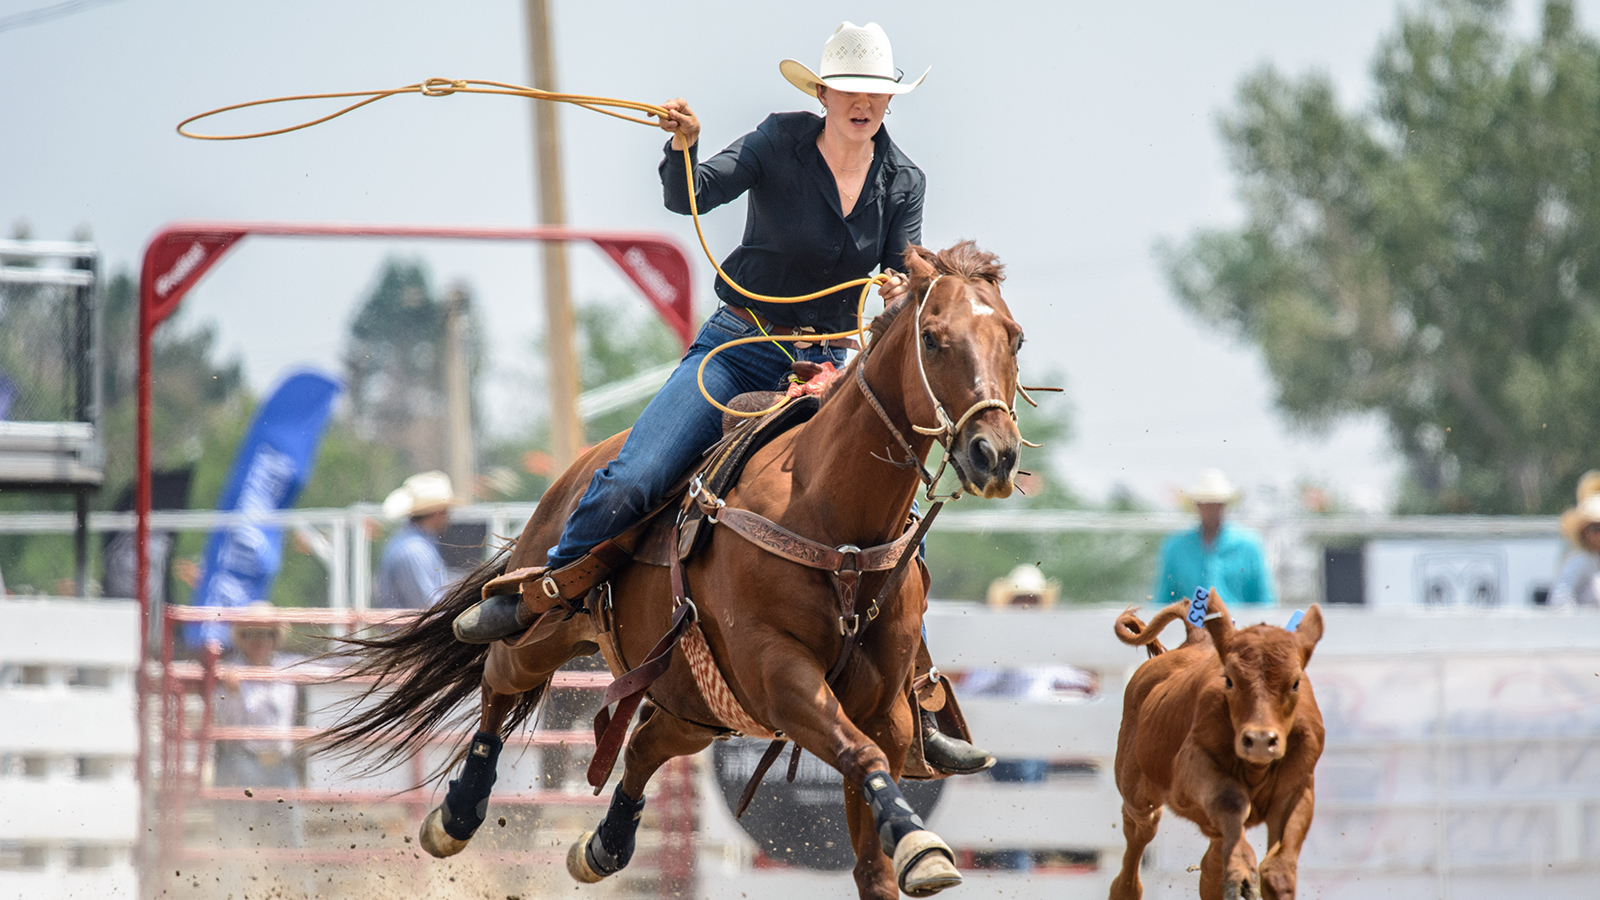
[1224,676,1234,690]
[1292,678,1300,692]
[1013,334,1025,354]
[922,330,940,353]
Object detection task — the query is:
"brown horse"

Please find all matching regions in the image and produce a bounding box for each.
[322,241,1025,899]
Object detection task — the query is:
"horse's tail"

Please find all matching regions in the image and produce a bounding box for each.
[1114,599,1191,659]
[315,547,544,781]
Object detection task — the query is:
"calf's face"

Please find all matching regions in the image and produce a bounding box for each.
[1204,602,1324,766]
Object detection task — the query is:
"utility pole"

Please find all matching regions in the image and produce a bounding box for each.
[526,0,582,472]
[442,286,474,500]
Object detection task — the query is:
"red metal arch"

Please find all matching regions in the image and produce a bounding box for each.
[134,220,693,635]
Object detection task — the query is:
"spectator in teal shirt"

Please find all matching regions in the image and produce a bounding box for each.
[1152,469,1276,607]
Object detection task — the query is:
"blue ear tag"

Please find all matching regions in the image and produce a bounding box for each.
[1187,587,1209,627]
[1284,609,1304,633]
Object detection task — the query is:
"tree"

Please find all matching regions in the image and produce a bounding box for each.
[342,258,480,474]
[1162,0,1600,513]
[923,379,1156,605]
[478,297,681,502]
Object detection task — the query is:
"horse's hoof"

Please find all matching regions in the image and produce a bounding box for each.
[893,830,961,897]
[418,806,468,858]
[567,830,607,884]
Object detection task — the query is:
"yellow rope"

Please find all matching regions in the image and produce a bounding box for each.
[177,77,889,417]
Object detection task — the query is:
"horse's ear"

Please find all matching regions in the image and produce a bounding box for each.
[1201,588,1234,656]
[902,245,938,280]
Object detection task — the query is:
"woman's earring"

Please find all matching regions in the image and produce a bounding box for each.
[885,106,892,115]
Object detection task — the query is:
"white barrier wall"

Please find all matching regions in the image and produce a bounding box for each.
[0,598,140,900]
[8,591,1596,900]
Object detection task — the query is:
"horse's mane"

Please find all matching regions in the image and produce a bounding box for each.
[820,240,1005,406]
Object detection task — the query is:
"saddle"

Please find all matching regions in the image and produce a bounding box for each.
[479,387,821,613]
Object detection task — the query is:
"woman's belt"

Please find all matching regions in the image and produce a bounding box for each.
[724,305,860,351]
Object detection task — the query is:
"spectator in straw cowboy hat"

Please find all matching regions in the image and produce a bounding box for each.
[212,601,306,859]
[1550,471,1600,609]
[1152,469,1276,607]
[374,471,462,610]
[214,602,302,791]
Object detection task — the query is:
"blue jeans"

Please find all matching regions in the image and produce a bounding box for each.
[547,307,848,569]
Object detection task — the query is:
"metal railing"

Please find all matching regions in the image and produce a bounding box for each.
[0,504,1566,611]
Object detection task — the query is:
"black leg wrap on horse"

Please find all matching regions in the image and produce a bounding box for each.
[587,786,647,876]
[860,770,926,857]
[441,731,503,841]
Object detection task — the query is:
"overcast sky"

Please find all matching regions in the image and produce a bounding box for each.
[3,0,1583,512]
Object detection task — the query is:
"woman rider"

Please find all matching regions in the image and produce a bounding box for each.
[460,22,992,774]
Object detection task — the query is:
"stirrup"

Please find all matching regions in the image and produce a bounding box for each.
[453,594,535,644]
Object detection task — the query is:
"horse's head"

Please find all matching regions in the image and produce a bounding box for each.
[895,242,1024,499]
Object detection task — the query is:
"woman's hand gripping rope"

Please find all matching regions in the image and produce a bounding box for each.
[176,77,891,417]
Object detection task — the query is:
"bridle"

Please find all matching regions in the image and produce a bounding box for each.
[854,273,1030,502]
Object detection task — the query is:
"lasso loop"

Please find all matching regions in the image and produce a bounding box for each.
[177,77,888,416]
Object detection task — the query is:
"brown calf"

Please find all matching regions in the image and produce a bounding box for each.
[1109,591,1324,900]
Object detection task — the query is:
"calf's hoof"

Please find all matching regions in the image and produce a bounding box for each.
[893,830,961,897]
[1223,869,1262,900]
[566,830,608,884]
[418,806,467,858]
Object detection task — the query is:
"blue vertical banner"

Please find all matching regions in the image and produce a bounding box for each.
[188,369,342,649]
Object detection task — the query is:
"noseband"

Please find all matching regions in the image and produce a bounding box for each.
[856,273,1021,502]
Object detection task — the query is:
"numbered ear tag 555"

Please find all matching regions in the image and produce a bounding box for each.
[1187,586,1210,627]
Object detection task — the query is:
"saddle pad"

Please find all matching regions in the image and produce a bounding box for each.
[679,621,776,738]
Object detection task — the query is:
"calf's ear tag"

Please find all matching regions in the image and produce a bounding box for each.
[1285,609,1304,633]
[1187,587,1210,626]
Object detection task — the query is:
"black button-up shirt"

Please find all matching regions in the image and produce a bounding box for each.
[659,111,925,333]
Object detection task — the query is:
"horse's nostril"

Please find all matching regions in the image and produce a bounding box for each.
[971,437,997,475]
[1242,736,1253,749]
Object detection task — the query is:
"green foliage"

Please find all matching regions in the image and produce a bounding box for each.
[342,258,480,474]
[478,297,680,502]
[1162,0,1600,513]
[922,378,1157,605]
[578,300,683,443]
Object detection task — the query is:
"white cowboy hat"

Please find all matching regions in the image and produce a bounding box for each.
[1181,469,1242,506]
[986,564,1060,609]
[780,22,929,98]
[1576,470,1600,504]
[382,471,463,521]
[1560,491,1600,546]
[230,600,287,642]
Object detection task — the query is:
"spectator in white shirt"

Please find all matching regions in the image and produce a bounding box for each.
[212,605,304,854]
